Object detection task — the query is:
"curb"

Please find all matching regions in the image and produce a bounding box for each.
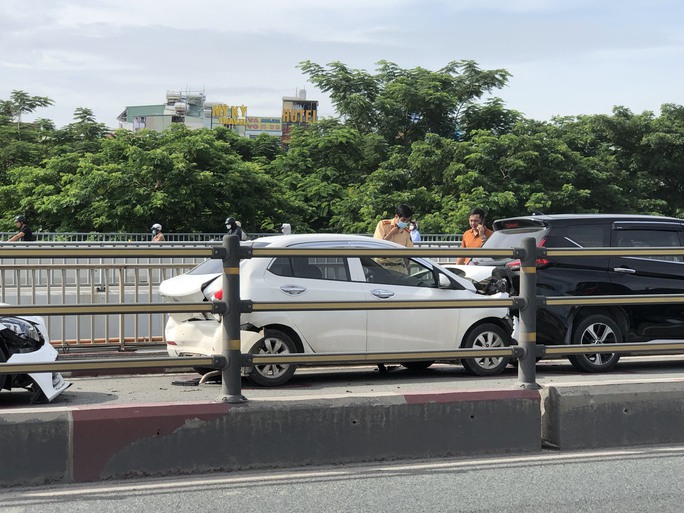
[0,388,541,486]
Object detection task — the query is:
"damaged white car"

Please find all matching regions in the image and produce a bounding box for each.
[0,310,71,403]
[160,234,516,386]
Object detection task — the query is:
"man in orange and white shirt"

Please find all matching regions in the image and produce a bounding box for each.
[456,208,493,264]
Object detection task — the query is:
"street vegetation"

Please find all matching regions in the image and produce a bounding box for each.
[1,60,683,235]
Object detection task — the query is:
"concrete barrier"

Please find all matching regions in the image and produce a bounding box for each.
[0,389,540,486]
[541,382,684,450]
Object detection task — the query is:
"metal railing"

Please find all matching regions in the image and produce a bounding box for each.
[3,240,684,401]
[0,241,212,349]
[0,231,462,244]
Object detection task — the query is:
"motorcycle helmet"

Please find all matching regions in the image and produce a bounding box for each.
[151,223,162,231]
[225,217,236,227]
[14,215,26,224]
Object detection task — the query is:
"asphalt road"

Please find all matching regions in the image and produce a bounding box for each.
[2,354,684,408]
[2,444,684,512]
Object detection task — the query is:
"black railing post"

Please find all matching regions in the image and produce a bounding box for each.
[220,234,247,403]
[517,237,541,389]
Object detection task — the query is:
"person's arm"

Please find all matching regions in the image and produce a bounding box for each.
[8,231,23,242]
[372,221,383,240]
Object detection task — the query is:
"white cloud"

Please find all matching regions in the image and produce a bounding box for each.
[1,0,682,128]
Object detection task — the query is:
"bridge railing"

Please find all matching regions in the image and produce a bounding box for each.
[3,239,684,401]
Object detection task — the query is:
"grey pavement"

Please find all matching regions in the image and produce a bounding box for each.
[3,353,684,409]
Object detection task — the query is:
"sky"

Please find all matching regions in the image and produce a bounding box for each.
[1,0,683,129]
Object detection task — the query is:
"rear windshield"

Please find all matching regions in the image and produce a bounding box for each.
[469,227,546,265]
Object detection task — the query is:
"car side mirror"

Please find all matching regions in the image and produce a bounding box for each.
[438,274,452,289]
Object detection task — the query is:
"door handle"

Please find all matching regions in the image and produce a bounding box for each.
[613,267,636,273]
[280,284,307,295]
[371,289,395,299]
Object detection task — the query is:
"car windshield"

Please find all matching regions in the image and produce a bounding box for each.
[469,227,546,265]
[186,241,271,275]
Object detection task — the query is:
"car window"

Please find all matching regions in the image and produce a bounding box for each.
[547,225,609,248]
[186,259,223,275]
[360,256,437,287]
[268,256,350,281]
[614,229,684,262]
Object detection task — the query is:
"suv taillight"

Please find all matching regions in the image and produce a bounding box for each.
[506,258,551,271]
[506,238,550,271]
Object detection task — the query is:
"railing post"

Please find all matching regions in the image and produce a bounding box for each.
[517,237,541,390]
[220,234,247,403]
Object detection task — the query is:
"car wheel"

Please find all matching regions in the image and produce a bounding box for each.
[400,361,434,371]
[568,314,622,372]
[246,329,298,387]
[461,323,511,376]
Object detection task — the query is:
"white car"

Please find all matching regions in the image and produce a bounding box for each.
[160,234,514,386]
[0,309,71,403]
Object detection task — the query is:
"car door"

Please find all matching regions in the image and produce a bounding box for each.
[354,255,470,352]
[264,254,367,353]
[609,221,684,340]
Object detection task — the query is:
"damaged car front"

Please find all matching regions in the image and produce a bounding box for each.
[0,312,71,403]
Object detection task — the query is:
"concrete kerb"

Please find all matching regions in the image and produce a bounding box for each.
[541,381,684,450]
[0,388,541,486]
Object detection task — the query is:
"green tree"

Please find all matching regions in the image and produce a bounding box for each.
[267,119,388,232]
[299,59,511,146]
[0,90,54,140]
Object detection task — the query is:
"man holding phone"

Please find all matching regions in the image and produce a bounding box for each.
[456,207,493,264]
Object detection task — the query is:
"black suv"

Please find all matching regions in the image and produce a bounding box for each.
[469,214,684,372]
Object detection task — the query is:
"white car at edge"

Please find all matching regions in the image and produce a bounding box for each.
[0,308,71,403]
[160,234,514,386]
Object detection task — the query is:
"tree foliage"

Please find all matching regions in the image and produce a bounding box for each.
[2,65,684,236]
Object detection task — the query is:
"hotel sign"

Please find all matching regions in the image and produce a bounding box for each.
[282,109,317,123]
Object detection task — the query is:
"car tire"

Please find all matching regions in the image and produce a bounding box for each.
[400,361,434,371]
[568,314,622,372]
[246,329,298,387]
[461,323,511,376]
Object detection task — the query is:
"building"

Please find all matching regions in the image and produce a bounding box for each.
[117,90,208,132]
[281,89,319,148]
[117,88,319,147]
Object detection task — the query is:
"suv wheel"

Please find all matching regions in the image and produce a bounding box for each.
[246,329,298,386]
[461,323,511,376]
[568,314,622,372]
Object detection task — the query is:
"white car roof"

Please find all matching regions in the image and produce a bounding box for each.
[251,233,405,248]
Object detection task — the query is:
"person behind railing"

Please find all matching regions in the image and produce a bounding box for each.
[409,220,421,242]
[281,223,292,235]
[7,215,35,242]
[151,223,165,242]
[225,217,244,240]
[372,204,414,273]
[235,220,248,240]
[456,207,493,265]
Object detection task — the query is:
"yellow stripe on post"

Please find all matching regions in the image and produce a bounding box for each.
[224,267,240,275]
[228,339,241,350]
[521,267,536,273]
[521,332,536,342]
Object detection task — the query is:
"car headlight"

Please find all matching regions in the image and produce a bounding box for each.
[0,316,44,352]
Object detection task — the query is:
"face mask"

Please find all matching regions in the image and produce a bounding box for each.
[396,221,408,229]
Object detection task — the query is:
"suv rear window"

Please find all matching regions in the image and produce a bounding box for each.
[470,227,546,265]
